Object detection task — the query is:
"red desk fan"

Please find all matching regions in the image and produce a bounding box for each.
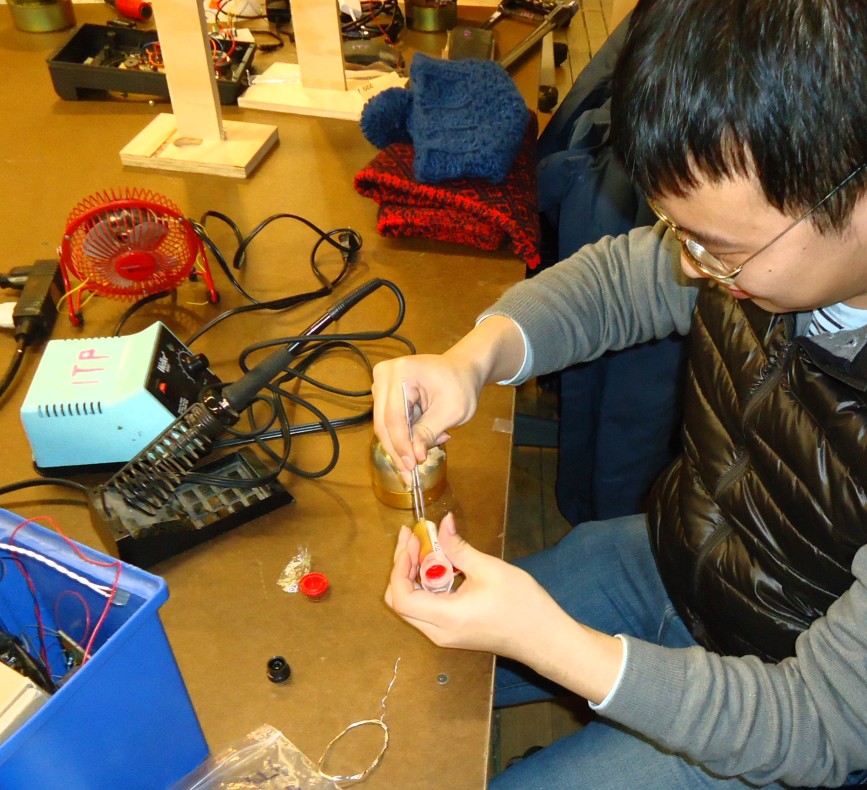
[59,188,219,325]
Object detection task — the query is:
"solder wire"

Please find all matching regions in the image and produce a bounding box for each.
[317,657,401,783]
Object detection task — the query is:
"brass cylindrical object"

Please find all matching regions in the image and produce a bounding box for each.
[370,437,447,509]
[405,0,458,32]
[8,0,75,33]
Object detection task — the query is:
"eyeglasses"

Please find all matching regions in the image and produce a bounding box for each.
[648,163,867,285]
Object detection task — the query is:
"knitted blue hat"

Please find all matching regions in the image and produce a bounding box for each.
[360,53,530,184]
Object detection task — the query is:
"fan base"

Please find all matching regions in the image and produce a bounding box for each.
[120,113,279,179]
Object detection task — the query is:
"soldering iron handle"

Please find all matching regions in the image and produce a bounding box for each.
[106,0,153,21]
[221,278,387,412]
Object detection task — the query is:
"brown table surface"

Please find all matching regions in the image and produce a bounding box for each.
[0,4,535,786]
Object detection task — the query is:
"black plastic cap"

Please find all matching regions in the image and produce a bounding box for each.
[267,655,291,683]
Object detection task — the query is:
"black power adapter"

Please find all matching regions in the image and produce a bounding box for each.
[13,260,64,344]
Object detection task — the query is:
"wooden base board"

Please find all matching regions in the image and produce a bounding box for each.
[120,114,279,178]
[238,63,406,121]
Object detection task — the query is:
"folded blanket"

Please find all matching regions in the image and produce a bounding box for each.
[353,115,541,269]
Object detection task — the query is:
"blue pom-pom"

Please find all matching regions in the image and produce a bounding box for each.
[360,88,413,149]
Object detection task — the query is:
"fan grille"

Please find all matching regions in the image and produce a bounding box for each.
[61,188,202,300]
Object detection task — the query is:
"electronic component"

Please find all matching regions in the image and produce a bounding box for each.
[85,280,394,565]
[0,631,54,696]
[340,0,404,43]
[47,23,256,104]
[481,0,565,27]
[0,261,63,402]
[20,322,220,472]
[98,279,389,518]
[56,632,86,671]
[0,266,42,291]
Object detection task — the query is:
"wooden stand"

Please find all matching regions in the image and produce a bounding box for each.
[120,0,278,178]
[238,65,405,121]
[120,114,278,178]
[237,0,407,120]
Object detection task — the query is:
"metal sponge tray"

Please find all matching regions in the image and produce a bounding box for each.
[90,448,294,568]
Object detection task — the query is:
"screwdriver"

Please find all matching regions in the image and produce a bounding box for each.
[402,382,454,593]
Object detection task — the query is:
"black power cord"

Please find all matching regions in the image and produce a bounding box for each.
[0,478,89,498]
[0,337,27,403]
[184,211,362,346]
[110,210,363,343]
[0,266,38,290]
[192,278,415,488]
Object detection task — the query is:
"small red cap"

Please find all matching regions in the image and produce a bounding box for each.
[299,572,329,599]
[424,564,447,581]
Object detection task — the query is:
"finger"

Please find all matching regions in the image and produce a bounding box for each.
[372,361,415,471]
[385,537,417,611]
[392,524,411,563]
[436,513,482,575]
[400,375,458,466]
[406,530,420,582]
[411,421,444,464]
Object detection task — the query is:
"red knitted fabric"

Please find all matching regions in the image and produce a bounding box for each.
[354,116,541,269]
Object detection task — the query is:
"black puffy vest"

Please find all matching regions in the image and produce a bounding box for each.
[649,283,867,662]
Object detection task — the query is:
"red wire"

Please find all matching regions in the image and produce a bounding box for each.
[8,517,122,665]
[53,589,92,645]
[82,565,120,663]
[9,557,51,675]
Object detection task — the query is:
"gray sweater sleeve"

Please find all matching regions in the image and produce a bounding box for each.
[481,222,694,382]
[601,546,867,787]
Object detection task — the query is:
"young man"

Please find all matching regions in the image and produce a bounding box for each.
[371,0,867,787]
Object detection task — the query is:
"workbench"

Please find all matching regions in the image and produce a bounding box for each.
[0,3,537,787]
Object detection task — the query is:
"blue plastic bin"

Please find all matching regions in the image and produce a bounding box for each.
[0,509,209,789]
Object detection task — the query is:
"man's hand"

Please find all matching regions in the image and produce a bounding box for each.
[371,315,526,476]
[384,513,625,704]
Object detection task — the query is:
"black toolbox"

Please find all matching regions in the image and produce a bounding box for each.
[47,23,255,104]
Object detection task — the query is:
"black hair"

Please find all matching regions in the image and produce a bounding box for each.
[611,0,867,230]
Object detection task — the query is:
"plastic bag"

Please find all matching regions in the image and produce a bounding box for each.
[172,724,340,790]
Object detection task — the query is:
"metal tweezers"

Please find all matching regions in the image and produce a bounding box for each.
[402,382,427,525]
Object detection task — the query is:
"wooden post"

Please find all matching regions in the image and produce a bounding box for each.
[152,0,224,142]
[119,0,278,178]
[292,0,346,91]
[237,0,407,120]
